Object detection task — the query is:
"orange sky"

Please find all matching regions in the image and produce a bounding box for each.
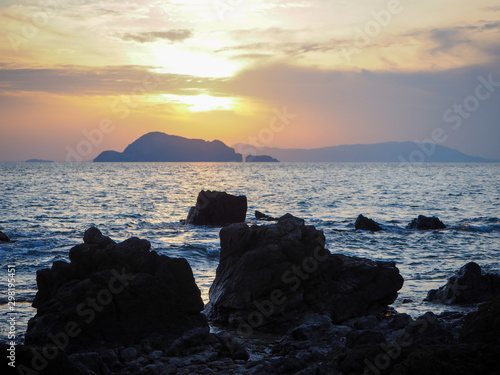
[1,0,500,161]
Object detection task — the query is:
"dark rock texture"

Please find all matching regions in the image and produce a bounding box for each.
[186,190,247,226]
[206,214,404,332]
[426,262,500,304]
[25,227,207,351]
[0,230,10,242]
[94,132,243,162]
[355,214,382,232]
[406,215,446,230]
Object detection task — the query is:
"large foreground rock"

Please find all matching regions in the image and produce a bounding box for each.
[426,262,500,304]
[25,227,207,351]
[406,215,446,230]
[186,190,247,226]
[206,214,404,332]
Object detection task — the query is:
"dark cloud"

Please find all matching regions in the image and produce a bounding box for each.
[120,29,193,43]
[219,62,500,159]
[0,65,220,95]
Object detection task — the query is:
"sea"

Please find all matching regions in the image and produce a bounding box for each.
[1,162,499,344]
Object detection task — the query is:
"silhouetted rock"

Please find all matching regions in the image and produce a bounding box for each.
[355,214,382,232]
[0,231,10,242]
[25,227,207,352]
[245,155,279,162]
[406,215,446,230]
[186,190,247,226]
[255,210,277,221]
[94,132,242,162]
[426,262,500,304]
[206,214,403,332]
[461,294,500,344]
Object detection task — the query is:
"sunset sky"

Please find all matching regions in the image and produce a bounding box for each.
[1,0,499,161]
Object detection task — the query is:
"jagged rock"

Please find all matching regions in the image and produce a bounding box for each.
[186,190,247,226]
[426,262,500,304]
[406,215,446,230]
[0,230,10,242]
[355,214,382,232]
[206,214,404,332]
[255,210,277,221]
[25,227,207,351]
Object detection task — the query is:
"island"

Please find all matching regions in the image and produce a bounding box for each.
[245,155,279,162]
[25,159,54,163]
[94,132,243,162]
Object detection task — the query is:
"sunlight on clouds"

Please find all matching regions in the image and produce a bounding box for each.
[152,47,240,78]
[158,94,238,112]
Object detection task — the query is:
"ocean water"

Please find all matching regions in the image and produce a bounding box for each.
[1,162,499,344]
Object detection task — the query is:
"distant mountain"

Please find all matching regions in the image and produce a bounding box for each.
[26,159,54,163]
[94,132,242,162]
[233,142,494,163]
[245,155,279,162]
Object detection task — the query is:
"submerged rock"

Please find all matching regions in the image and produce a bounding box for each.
[406,215,446,230]
[426,262,500,304]
[0,230,10,242]
[355,214,382,232]
[206,214,403,333]
[25,227,207,351]
[255,210,278,221]
[185,190,247,226]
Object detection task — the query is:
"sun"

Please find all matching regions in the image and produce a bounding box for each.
[153,48,239,78]
[160,94,237,112]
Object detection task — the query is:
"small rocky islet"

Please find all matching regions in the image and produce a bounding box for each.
[5,191,500,374]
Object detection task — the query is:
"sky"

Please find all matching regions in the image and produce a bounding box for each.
[0,0,499,161]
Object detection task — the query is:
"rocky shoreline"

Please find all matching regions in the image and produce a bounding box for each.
[3,193,500,374]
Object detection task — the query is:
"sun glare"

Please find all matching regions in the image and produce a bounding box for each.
[153,48,239,78]
[160,94,237,112]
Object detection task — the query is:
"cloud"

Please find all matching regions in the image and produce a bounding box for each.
[120,29,193,43]
[0,65,221,95]
[217,62,500,159]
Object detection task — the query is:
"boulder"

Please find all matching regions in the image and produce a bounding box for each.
[406,215,446,230]
[185,190,247,226]
[206,214,403,332]
[426,262,500,304]
[255,210,278,221]
[25,227,207,351]
[354,214,382,232]
[0,230,10,242]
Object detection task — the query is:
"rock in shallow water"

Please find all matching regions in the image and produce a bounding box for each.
[186,190,247,226]
[406,215,446,230]
[355,214,382,232]
[426,262,500,304]
[0,230,10,242]
[25,227,207,351]
[206,214,404,333]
